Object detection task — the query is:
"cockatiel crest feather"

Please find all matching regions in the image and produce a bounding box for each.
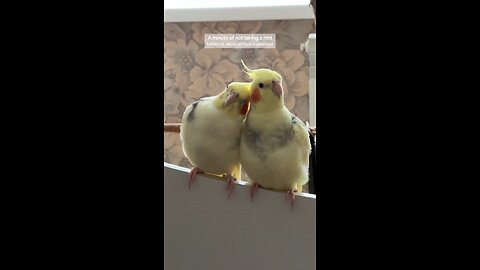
[241,59,282,82]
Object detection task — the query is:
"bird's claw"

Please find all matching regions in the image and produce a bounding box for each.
[224,174,236,198]
[286,189,297,210]
[188,167,203,190]
[250,183,259,202]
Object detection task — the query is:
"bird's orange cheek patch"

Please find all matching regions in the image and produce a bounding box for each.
[251,88,261,103]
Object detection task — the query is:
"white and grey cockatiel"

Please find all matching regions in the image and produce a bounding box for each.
[239,61,311,209]
[180,82,251,197]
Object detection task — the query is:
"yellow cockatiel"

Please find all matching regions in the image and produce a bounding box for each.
[180,82,251,197]
[239,61,311,209]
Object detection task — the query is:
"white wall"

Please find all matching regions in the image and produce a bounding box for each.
[164,0,314,22]
[164,162,316,270]
[306,34,316,127]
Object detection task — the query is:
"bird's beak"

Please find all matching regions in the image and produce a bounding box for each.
[224,92,239,107]
[272,81,283,97]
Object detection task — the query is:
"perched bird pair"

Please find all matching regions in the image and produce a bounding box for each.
[180,61,311,208]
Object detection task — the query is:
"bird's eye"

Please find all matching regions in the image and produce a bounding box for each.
[259,83,264,88]
[272,80,275,84]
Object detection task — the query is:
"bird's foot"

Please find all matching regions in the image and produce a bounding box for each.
[285,189,297,210]
[250,183,260,202]
[188,167,203,190]
[224,174,237,198]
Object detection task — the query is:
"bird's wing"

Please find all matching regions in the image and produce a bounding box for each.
[291,113,312,166]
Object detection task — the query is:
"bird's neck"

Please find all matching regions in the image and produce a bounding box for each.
[246,106,290,130]
[249,96,284,114]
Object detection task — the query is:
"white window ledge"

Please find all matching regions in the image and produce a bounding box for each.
[164,0,315,22]
[164,162,316,269]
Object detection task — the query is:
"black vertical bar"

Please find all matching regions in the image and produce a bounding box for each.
[308,131,316,194]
